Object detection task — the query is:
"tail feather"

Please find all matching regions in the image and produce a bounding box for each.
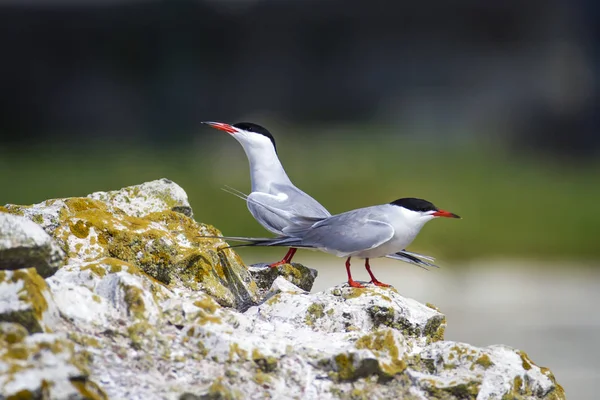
[199,234,303,248]
[399,250,436,262]
[385,250,439,269]
[221,185,249,201]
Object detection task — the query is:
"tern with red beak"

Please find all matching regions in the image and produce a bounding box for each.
[217,197,460,288]
[202,121,331,267]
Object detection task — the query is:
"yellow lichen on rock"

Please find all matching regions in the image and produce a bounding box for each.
[305,302,325,326]
[228,343,249,362]
[204,377,241,400]
[9,189,259,307]
[474,354,494,370]
[251,348,278,373]
[0,269,51,334]
[80,257,129,277]
[192,296,223,325]
[121,283,147,319]
[355,329,407,376]
[333,353,356,381]
[518,350,533,370]
[71,379,108,400]
[0,327,107,400]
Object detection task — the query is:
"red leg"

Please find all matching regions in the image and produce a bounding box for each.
[365,258,391,287]
[346,257,365,288]
[269,248,298,268]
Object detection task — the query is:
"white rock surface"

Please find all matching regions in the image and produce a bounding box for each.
[0,268,60,333]
[88,178,193,218]
[0,323,105,399]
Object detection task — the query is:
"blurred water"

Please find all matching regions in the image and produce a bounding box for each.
[243,253,600,399]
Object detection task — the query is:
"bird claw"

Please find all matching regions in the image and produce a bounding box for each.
[348,280,366,288]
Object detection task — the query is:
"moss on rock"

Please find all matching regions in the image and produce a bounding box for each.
[502,372,566,400]
[330,353,382,382]
[0,333,106,399]
[474,354,494,370]
[518,350,533,370]
[355,329,407,377]
[420,378,481,400]
[367,306,419,337]
[80,257,130,277]
[251,349,278,373]
[201,377,241,400]
[4,181,260,308]
[0,269,51,334]
[70,378,108,400]
[0,322,29,345]
[121,283,147,319]
[424,314,446,343]
[228,343,249,362]
[305,302,326,326]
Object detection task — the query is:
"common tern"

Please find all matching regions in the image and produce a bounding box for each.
[202,121,331,267]
[215,197,460,288]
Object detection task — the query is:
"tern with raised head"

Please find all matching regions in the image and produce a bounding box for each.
[202,121,331,267]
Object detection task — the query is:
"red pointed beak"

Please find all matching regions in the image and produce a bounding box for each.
[202,121,237,134]
[433,210,461,219]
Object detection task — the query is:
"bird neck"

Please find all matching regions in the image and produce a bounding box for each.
[391,207,434,247]
[240,141,292,192]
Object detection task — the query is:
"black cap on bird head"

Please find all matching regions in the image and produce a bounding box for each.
[390,197,460,218]
[233,122,277,152]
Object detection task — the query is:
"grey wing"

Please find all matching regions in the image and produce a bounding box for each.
[247,184,330,236]
[223,184,330,236]
[246,192,298,235]
[301,209,395,256]
[270,182,331,218]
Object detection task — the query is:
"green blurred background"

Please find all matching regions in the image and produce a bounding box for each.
[1,132,599,262]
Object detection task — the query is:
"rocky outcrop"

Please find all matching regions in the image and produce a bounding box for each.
[0,179,565,400]
[2,178,259,310]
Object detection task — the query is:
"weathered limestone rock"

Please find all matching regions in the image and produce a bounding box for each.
[0,179,564,400]
[0,322,106,399]
[0,212,65,277]
[88,178,193,218]
[415,342,563,399]
[249,262,318,294]
[3,178,260,309]
[0,268,60,333]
